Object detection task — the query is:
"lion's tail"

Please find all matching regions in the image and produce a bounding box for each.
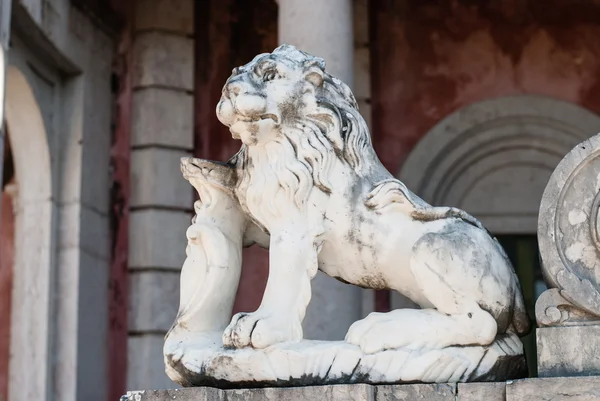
[509,283,532,336]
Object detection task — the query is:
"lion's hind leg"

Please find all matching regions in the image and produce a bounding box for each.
[346,229,502,354]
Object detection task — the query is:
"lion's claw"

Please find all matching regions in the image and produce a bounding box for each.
[222,311,302,349]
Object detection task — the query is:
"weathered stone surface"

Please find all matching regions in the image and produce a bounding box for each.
[128,271,180,332]
[128,388,222,401]
[506,376,600,401]
[131,147,193,209]
[132,32,193,90]
[127,378,600,400]
[135,0,194,35]
[226,384,374,401]
[129,385,375,401]
[458,382,505,401]
[537,132,600,323]
[165,44,528,387]
[131,88,194,149]
[128,383,469,401]
[537,325,600,377]
[376,384,455,400]
[129,209,191,270]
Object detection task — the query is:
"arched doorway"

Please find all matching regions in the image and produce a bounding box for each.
[398,95,600,375]
[3,65,53,401]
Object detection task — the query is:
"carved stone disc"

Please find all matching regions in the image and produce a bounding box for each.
[538,132,600,318]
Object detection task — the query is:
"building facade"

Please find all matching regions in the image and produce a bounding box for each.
[1,0,600,400]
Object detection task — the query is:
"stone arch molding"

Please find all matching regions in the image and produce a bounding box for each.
[4,65,53,401]
[399,95,600,234]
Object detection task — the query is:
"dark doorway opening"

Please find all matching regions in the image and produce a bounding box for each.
[495,235,546,377]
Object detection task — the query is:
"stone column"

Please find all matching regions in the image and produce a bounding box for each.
[278,0,362,340]
[127,0,194,389]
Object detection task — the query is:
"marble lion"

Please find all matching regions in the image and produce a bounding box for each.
[205,44,530,354]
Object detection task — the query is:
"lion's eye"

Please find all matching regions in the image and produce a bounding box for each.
[263,69,278,82]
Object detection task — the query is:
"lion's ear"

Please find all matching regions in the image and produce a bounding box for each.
[304,67,324,87]
[303,60,325,87]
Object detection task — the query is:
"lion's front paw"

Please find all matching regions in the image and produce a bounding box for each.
[222,311,302,349]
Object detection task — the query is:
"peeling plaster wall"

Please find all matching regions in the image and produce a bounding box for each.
[371,0,600,174]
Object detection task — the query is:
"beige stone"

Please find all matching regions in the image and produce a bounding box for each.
[537,325,600,377]
[135,0,194,35]
[458,382,505,401]
[128,271,180,332]
[132,32,193,90]
[506,376,600,401]
[131,147,194,209]
[129,385,376,401]
[128,335,177,390]
[226,384,374,401]
[376,384,456,400]
[131,88,194,149]
[129,209,191,270]
[128,388,223,401]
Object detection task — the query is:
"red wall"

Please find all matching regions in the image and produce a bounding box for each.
[0,186,14,400]
[370,0,600,173]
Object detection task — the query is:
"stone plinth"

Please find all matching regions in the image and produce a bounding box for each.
[125,376,600,401]
[534,131,600,384]
[537,325,600,377]
[505,376,600,401]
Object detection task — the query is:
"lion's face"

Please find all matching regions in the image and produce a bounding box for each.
[217,45,325,146]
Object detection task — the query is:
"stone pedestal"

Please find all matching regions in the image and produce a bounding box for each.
[535,132,600,384]
[537,325,600,377]
[124,377,600,401]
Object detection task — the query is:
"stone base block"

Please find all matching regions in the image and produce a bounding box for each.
[537,325,600,377]
[506,376,600,401]
[125,377,600,401]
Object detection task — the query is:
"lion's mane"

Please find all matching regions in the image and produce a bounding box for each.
[228,45,376,222]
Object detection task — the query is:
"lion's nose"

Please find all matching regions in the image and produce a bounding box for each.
[226,81,243,96]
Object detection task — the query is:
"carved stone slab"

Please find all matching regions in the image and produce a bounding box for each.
[536,132,600,378]
[505,376,600,401]
[537,132,600,325]
[537,325,600,377]
[124,377,600,401]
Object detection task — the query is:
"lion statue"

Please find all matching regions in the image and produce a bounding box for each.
[209,44,530,354]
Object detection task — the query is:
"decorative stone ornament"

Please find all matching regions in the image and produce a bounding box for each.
[164,45,529,387]
[536,132,600,377]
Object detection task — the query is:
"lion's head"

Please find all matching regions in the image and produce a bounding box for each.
[217,44,374,181]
